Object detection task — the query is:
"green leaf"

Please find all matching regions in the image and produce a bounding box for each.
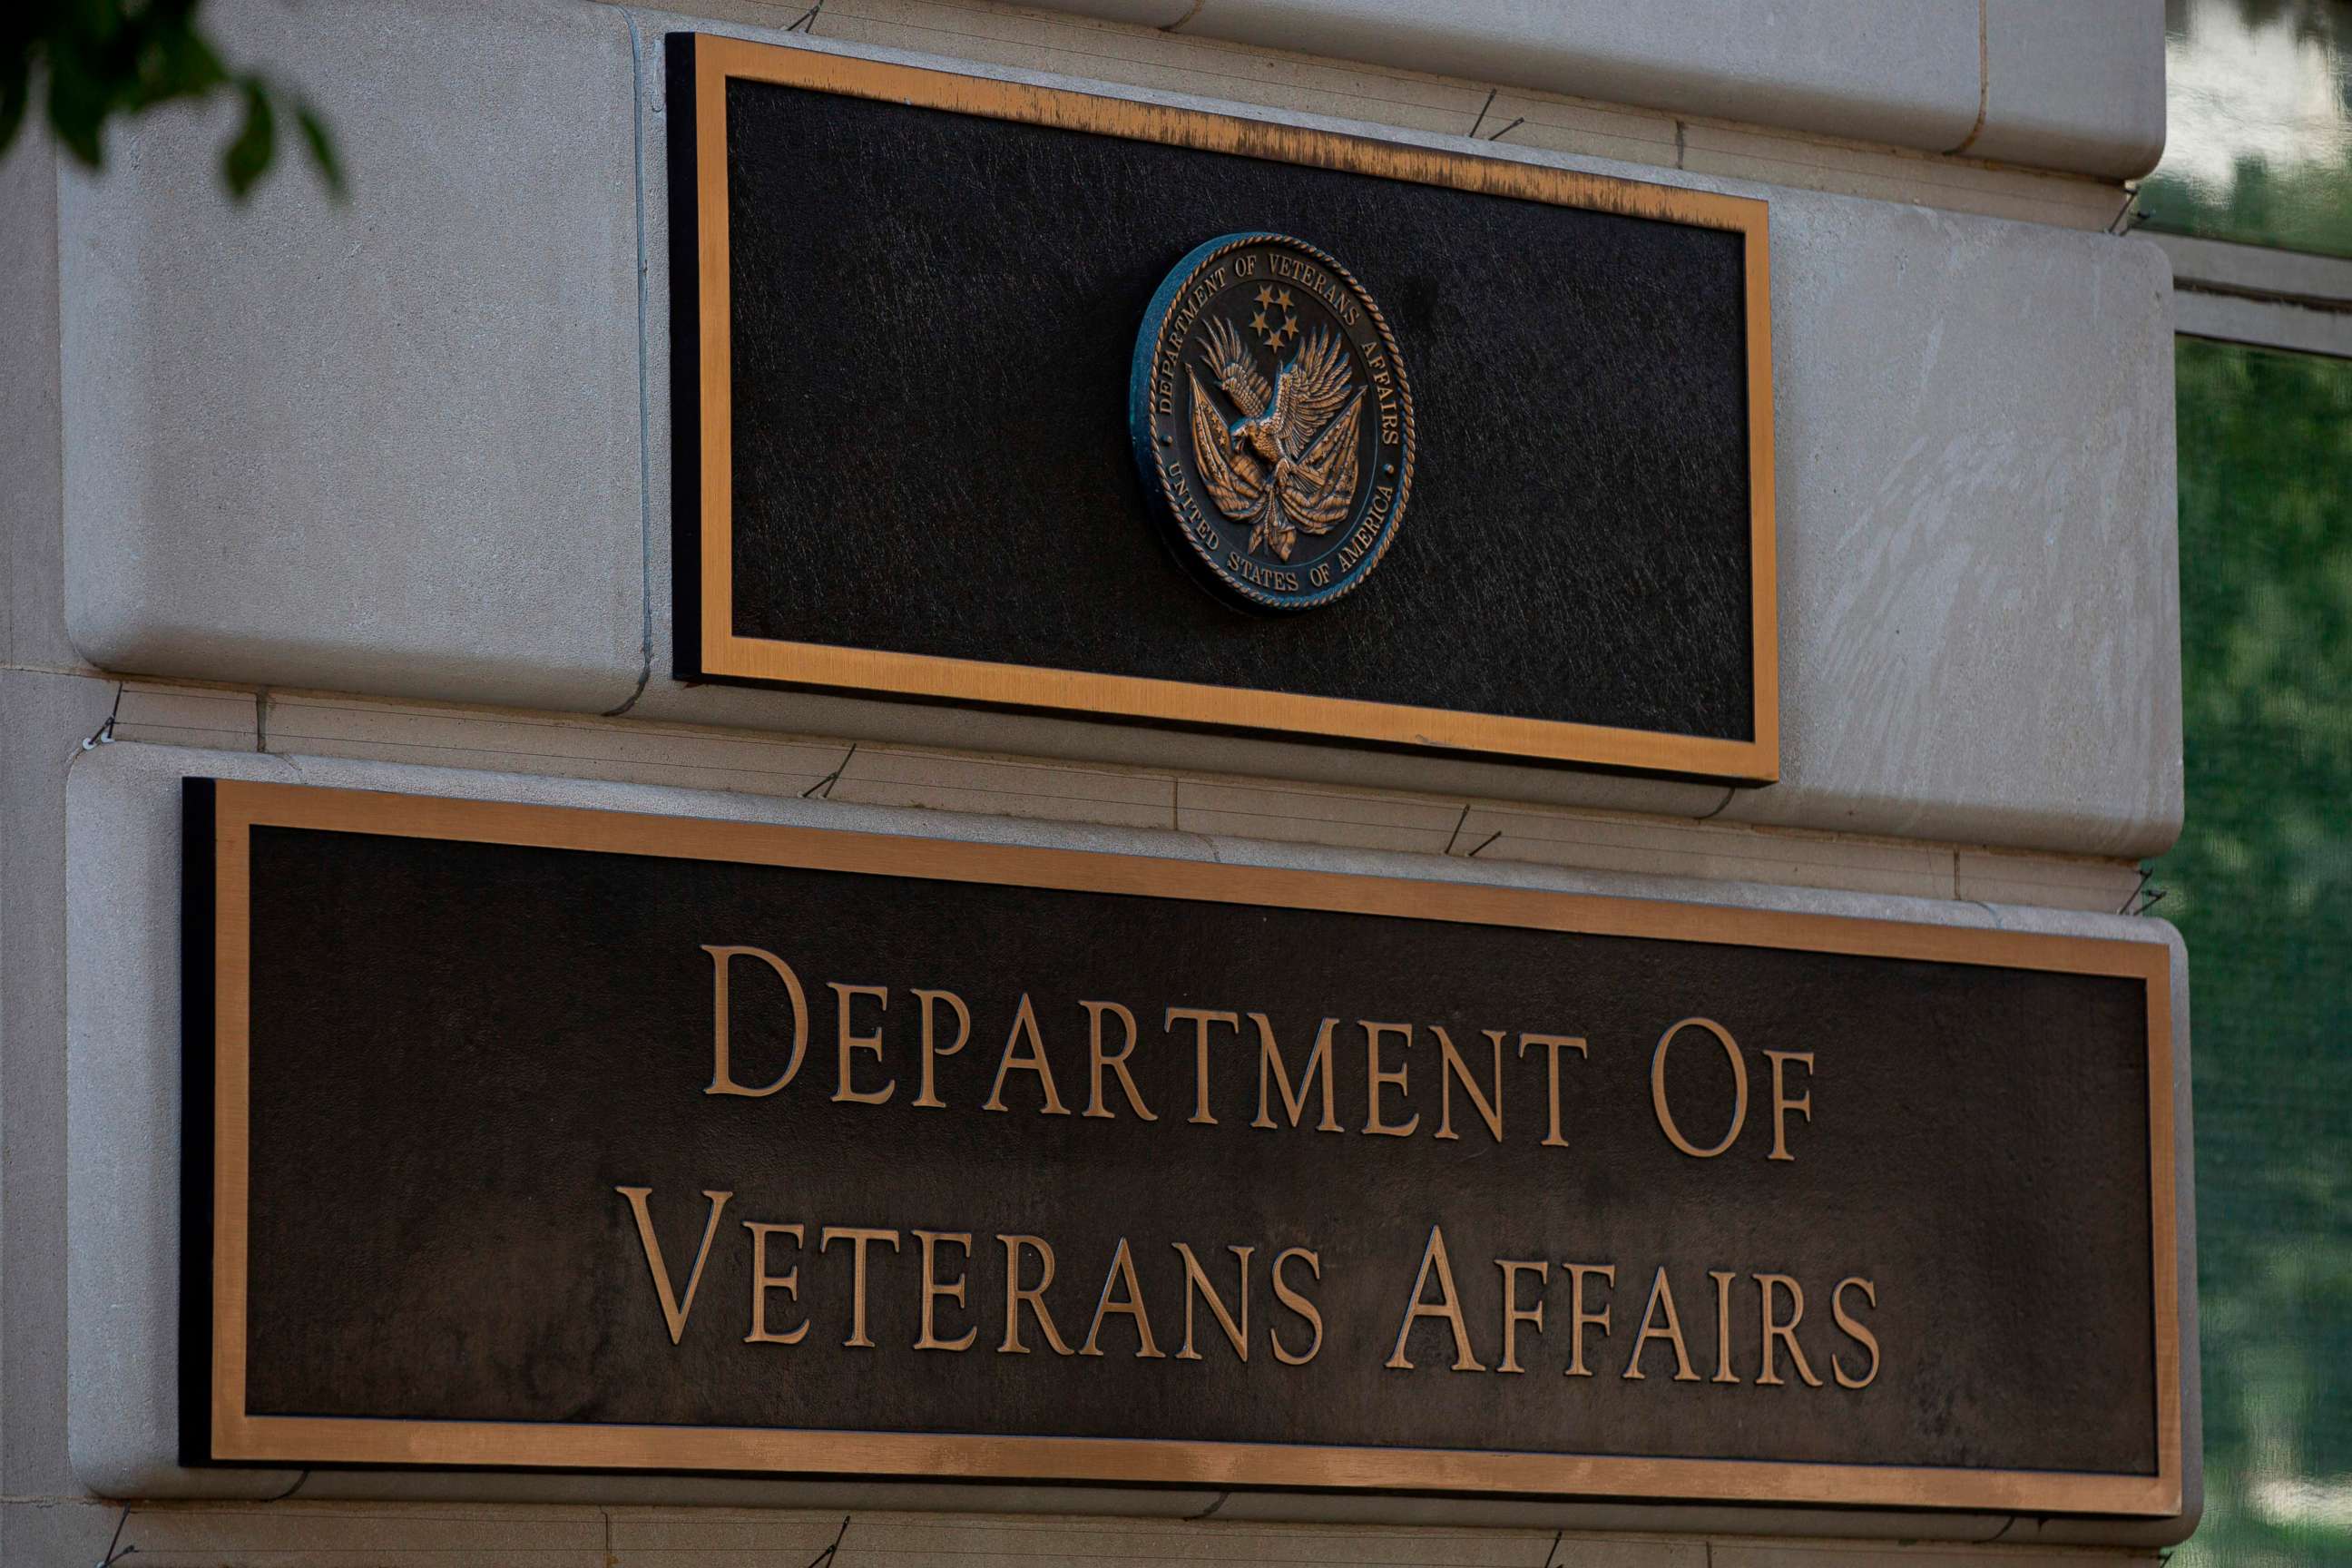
[5,2,343,196]
[294,101,342,197]
[43,43,110,168]
[0,53,30,160]
[221,74,272,198]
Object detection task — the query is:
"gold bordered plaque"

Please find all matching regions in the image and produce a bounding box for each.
[673,35,1779,782]
[190,780,2180,1516]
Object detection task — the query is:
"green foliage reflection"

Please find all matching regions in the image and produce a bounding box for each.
[2162,338,2352,1565]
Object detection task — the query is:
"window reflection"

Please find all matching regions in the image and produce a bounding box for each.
[2140,0,2352,257]
[2160,338,2352,1567]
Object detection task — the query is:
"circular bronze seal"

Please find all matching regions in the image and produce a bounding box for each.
[1130,233,1416,613]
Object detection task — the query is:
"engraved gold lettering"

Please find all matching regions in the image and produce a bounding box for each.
[1250,1014,1342,1132]
[1433,1025,1504,1142]
[1519,1033,1589,1148]
[1165,1006,1241,1125]
[1763,1050,1815,1161]
[984,994,1071,1115]
[616,1185,731,1346]
[1832,1276,1881,1389]
[1174,1242,1252,1362]
[910,987,969,1109]
[1710,1268,1740,1383]
[914,1230,977,1352]
[1081,1238,1166,1359]
[1496,1259,1547,1375]
[743,1220,808,1346]
[1563,1262,1615,1377]
[1363,1021,1418,1137]
[1387,1224,1486,1371]
[1083,999,1155,1121]
[820,1226,901,1349]
[1622,1266,1700,1381]
[1270,1247,1325,1365]
[828,982,893,1104]
[1756,1272,1824,1387]
[701,946,806,1097]
[998,1234,1075,1356]
[1652,1016,1748,1158]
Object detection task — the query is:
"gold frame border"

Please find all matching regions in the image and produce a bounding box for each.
[209,780,2176,1516]
[687,37,1781,782]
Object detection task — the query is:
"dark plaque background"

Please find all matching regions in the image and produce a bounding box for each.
[216,815,2161,1482]
[672,43,1759,744]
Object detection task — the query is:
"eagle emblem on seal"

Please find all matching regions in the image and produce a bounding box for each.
[1187,315,1367,564]
[1131,231,1413,613]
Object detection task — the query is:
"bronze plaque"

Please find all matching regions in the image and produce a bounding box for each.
[671,35,1778,780]
[184,779,2180,1515]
